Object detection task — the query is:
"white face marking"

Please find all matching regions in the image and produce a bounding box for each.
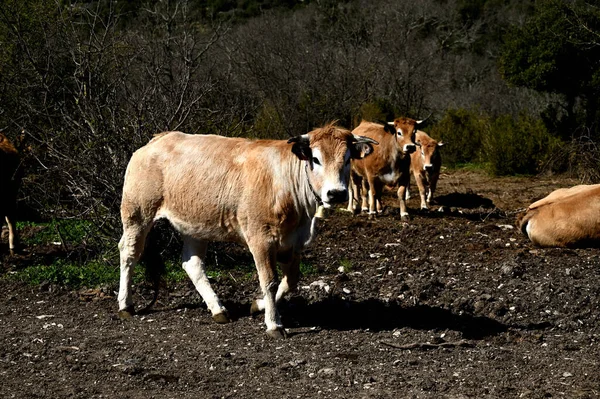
[311,147,323,172]
[311,147,350,207]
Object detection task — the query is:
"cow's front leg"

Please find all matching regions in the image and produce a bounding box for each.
[182,237,229,324]
[248,242,284,338]
[346,176,358,213]
[415,173,428,210]
[397,184,410,220]
[428,173,439,206]
[251,252,300,316]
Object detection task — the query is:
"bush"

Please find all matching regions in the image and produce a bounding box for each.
[484,113,561,176]
[429,108,487,167]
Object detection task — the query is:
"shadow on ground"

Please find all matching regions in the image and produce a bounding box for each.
[280,297,509,339]
[434,191,495,209]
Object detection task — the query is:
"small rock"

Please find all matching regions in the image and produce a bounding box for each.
[497,224,514,230]
[318,368,335,377]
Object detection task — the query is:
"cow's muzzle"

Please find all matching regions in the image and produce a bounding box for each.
[326,189,348,204]
[404,144,417,154]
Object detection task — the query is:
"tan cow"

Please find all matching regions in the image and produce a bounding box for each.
[347,117,422,220]
[409,130,443,210]
[519,184,600,248]
[0,133,20,255]
[118,123,376,338]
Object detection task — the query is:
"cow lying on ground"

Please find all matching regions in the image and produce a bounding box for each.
[409,130,443,210]
[118,123,377,338]
[0,133,20,255]
[347,117,423,220]
[519,184,600,248]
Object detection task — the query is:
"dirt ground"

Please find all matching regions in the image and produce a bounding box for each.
[1,170,599,399]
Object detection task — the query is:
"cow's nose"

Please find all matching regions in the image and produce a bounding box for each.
[404,144,416,154]
[326,189,348,203]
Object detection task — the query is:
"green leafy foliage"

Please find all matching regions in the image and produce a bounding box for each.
[483,113,561,176]
[430,108,561,175]
[500,0,600,132]
[429,108,487,167]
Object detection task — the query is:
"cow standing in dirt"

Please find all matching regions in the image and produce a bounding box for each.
[347,118,422,220]
[409,130,443,210]
[519,184,600,248]
[118,123,376,338]
[0,133,21,255]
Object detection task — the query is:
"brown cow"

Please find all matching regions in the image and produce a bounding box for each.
[519,184,600,248]
[0,133,20,255]
[347,117,423,220]
[409,130,443,210]
[118,123,376,337]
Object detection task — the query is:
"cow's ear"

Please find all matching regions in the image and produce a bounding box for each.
[383,122,396,135]
[350,135,378,159]
[288,135,311,160]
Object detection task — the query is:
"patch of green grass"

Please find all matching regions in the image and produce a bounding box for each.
[299,261,318,276]
[17,219,93,247]
[7,259,122,288]
[339,258,353,273]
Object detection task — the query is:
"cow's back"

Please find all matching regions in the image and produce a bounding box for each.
[121,132,301,242]
[351,122,397,177]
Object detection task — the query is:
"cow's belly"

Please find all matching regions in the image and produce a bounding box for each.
[380,170,399,185]
[156,208,245,244]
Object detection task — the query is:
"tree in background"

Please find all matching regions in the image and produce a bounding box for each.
[500,0,600,138]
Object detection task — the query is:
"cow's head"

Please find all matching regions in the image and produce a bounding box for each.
[388,116,430,155]
[416,131,443,172]
[288,123,377,208]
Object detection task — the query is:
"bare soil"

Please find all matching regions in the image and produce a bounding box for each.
[1,170,599,398]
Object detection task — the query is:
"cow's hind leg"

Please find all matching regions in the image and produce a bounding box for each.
[118,222,152,318]
[182,237,229,324]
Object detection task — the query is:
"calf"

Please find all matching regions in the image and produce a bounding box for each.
[0,133,20,255]
[410,130,443,210]
[347,117,422,220]
[118,123,376,337]
[519,184,600,247]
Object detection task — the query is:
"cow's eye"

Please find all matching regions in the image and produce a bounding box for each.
[312,157,321,166]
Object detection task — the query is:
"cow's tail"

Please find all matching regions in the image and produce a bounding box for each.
[138,226,167,314]
[516,209,533,238]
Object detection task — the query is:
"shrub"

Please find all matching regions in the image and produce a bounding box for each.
[483,113,561,176]
[429,108,487,167]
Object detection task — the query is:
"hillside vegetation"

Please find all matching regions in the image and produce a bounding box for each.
[1,0,599,237]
